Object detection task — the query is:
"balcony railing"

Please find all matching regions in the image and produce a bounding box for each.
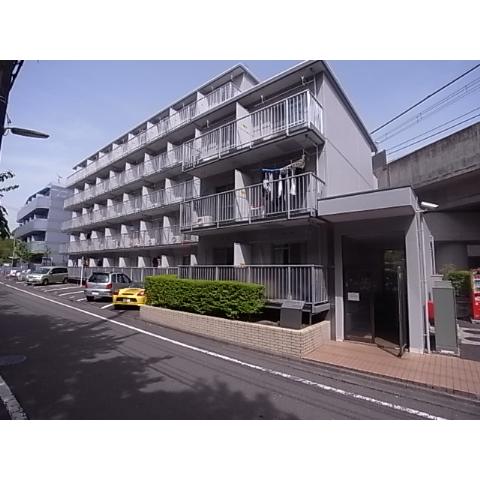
[181,172,324,231]
[62,180,199,231]
[182,90,323,171]
[61,226,198,254]
[179,264,328,304]
[65,81,241,187]
[14,218,49,238]
[65,264,328,305]
[17,195,51,222]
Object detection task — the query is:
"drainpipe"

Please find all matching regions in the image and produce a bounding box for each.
[417,210,431,353]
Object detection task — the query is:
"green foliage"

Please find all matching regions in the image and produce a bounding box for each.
[443,270,471,297]
[0,170,19,239]
[0,238,14,262]
[14,239,33,262]
[145,275,265,319]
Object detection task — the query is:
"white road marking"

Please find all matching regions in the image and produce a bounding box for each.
[0,281,445,420]
[44,286,82,292]
[100,303,114,309]
[76,298,87,302]
[58,291,84,296]
[0,373,28,420]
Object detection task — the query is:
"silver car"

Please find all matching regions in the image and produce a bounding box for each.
[26,266,69,286]
[84,272,132,301]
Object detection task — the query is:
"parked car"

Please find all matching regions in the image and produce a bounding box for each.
[26,266,69,286]
[84,272,132,301]
[16,269,31,281]
[112,283,146,309]
[7,269,19,279]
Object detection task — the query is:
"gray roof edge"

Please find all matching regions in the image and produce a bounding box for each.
[72,63,258,169]
[321,61,377,153]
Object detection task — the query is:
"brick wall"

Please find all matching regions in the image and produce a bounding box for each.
[140,305,331,358]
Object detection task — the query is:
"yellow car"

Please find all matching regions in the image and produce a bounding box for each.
[112,286,146,309]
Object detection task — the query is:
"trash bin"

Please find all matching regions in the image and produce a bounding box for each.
[279,300,305,330]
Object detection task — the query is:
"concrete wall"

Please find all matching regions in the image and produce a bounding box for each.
[377,121,480,190]
[141,305,331,358]
[319,75,376,197]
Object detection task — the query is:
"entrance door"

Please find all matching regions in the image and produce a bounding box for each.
[342,236,409,355]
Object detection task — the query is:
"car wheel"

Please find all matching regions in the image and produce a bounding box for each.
[86,296,94,302]
[42,279,48,286]
[63,277,69,284]
[113,304,120,310]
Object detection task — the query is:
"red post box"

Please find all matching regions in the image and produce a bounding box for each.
[471,268,480,321]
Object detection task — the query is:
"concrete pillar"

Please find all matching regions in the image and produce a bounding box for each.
[405,214,426,354]
[333,229,344,341]
[103,257,114,267]
[234,242,251,266]
[88,258,96,267]
[68,258,74,267]
[138,256,151,268]
[236,102,251,146]
[119,257,131,268]
[234,169,252,221]
[190,253,198,266]
[435,242,469,272]
[161,254,175,267]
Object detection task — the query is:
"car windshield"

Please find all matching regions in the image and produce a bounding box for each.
[88,273,110,283]
[35,268,51,274]
[129,282,144,289]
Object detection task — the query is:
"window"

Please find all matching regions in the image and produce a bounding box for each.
[88,273,109,283]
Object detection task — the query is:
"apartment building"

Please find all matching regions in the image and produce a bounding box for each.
[62,61,435,355]
[15,183,71,265]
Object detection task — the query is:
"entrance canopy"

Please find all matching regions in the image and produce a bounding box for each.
[317,186,418,223]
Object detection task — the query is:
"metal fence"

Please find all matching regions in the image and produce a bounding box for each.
[178,264,328,304]
[67,266,178,283]
[181,172,325,230]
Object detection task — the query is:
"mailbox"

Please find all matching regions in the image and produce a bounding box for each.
[280,300,305,330]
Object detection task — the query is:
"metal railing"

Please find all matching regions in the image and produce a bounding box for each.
[182,89,324,171]
[65,264,328,304]
[65,81,241,187]
[181,172,325,230]
[14,218,49,238]
[67,266,178,283]
[62,179,199,231]
[61,226,198,254]
[178,264,328,304]
[17,195,51,221]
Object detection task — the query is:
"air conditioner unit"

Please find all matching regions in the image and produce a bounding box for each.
[196,215,214,226]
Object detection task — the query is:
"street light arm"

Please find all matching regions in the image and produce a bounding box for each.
[2,126,49,139]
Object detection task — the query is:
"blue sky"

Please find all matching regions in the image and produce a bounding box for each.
[1,60,479,228]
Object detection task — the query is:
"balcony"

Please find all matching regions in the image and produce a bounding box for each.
[181,90,324,176]
[28,240,47,254]
[64,142,189,209]
[65,81,242,187]
[17,195,51,222]
[61,226,198,254]
[181,172,324,232]
[14,218,49,238]
[62,180,199,232]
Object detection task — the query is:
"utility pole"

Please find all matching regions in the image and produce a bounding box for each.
[0,60,23,153]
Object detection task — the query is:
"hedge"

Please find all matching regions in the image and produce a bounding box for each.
[145,274,265,319]
[443,270,471,297]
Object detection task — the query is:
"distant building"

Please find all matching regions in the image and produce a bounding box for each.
[375,121,480,271]
[15,183,71,265]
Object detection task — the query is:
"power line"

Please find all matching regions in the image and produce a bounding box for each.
[376,76,480,143]
[386,106,480,151]
[388,113,480,155]
[370,63,480,135]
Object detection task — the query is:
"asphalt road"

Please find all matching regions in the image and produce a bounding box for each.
[0,278,479,420]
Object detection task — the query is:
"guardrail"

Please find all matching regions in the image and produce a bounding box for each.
[181,172,325,230]
[65,82,241,187]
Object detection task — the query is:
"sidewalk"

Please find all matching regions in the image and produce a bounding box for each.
[304,341,480,399]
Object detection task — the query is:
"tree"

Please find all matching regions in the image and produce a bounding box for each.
[14,239,33,263]
[0,170,18,238]
[0,238,14,263]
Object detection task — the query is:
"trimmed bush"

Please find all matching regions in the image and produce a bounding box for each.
[443,270,471,297]
[145,275,265,319]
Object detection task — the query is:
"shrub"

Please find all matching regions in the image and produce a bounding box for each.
[443,270,471,297]
[145,275,265,319]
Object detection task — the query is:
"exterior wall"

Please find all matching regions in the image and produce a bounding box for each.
[140,305,331,358]
[320,75,376,197]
